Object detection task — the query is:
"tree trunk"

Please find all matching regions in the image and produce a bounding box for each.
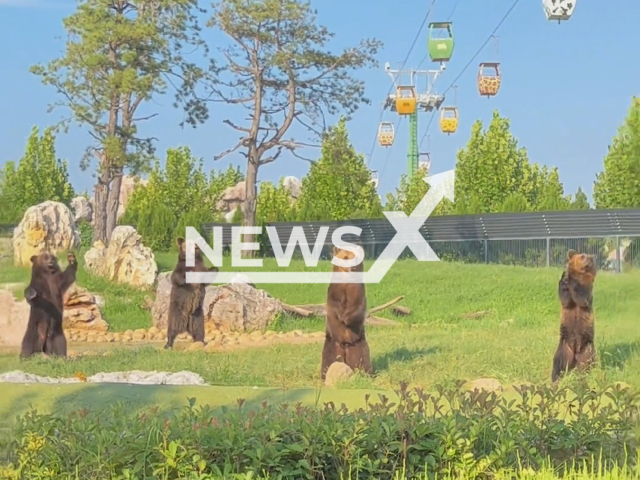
[106,167,123,242]
[93,166,110,244]
[242,154,259,258]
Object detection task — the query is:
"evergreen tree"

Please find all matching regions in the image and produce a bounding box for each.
[593,96,640,208]
[296,118,382,221]
[569,187,590,210]
[0,126,75,223]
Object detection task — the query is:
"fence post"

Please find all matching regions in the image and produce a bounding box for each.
[616,236,621,273]
[484,239,488,264]
[546,238,551,267]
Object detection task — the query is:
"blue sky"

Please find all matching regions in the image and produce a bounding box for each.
[1,0,638,203]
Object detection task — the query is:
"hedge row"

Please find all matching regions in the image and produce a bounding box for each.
[2,382,639,479]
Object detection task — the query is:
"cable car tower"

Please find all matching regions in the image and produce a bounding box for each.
[383,62,446,178]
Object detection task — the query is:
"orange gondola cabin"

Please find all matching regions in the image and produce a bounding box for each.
[477,62,501,97]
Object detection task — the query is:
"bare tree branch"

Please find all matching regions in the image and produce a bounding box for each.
[214,137,248,161]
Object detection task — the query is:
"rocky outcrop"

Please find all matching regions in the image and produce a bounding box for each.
[216,181,246,217]
[70,196,93,223]
[324,362,354,387]
[0,290,29,347]
[117,175,148,220]
[12,201,81,267]
[204,282,283,332]
[151,273,281,332]
[282,176,302,199]
[84,225,157,288]
[63,283,109,331]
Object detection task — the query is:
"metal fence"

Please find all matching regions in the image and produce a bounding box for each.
[202,209,640,272]
[4,209,640,270]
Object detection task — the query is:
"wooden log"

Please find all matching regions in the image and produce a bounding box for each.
[392,305,411,316]
[367,296,404,316]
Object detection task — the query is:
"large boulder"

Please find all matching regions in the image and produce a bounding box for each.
[117,175,148,220]
[204,282,283,332]
[0,290,30,347]
[282,176,302,200]
[63,283,109,331]
[12,201,81,267]
[151,274,282,332]
[70,196,93,223]
[151,272,172,329]
[216,181,246,216]
[84,225,157,288]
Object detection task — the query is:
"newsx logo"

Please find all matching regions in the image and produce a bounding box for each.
[185,169,454,284]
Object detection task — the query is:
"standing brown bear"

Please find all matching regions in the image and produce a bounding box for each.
[551,249,597,382]
[21,251,77,358]
[320,244,373,380]
[165,237,218,349]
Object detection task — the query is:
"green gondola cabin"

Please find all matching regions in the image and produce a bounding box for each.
[427,22,454,62]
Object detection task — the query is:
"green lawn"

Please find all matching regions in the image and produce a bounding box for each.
[2,252,640,392]
[3,253,640,479]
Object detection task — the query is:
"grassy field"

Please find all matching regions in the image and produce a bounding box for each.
[2,250,640,392]
[3,251,640,478]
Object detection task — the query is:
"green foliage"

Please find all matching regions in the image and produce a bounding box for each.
[30,0,206,171]
[3,383,638,479]
[384,166,452,216]
[76,220,94,249]
[296,118,383,221]
[536,167,571,211]
[30,0,208,242]
[594,97,640,209]
[454,111,570,214]
[256,179,296,224]
[0,126,75,223]
[499,192,530,213]
[231,205,244,224]
[121,147,242,250]
[570,187,590,210]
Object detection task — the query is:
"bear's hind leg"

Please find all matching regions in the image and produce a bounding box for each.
[165,319,181,349]
[320,333,337,380]
[20,322,44,358]
[345,339,373,376]
[189,307,205,343]
[575,342,595,373]
[552,340,575,382]
[46,332,67,357]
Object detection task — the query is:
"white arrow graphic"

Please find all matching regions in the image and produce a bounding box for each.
[364,169,455,283]
[185,169,455,284]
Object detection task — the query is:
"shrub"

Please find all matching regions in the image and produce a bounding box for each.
[76,219,94,249]
[2,382,639,479]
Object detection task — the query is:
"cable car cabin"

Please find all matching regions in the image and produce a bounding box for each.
[395,86,417,115]
[427,22,455,62]
[542,0,575,22]
[439,107,458,134]
[370,170,379,188]
[477,62,501,97]
[377,122,395,147]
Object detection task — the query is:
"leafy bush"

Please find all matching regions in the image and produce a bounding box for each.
[120,147,243,250]
[296,117,382,221]
[0,126,75,224]
[2,382,639,479]
[76,219,94,249]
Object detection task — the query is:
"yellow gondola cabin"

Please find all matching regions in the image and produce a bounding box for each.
[377,122,395,147]
[395,86,416,115]
[439,107,458,134]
